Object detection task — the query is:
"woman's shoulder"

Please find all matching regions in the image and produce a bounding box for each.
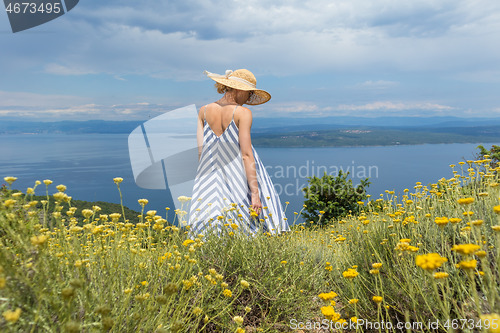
[237,105,251,112]
[199,103,213,111]
[235,105,253,129]
[198,103,214,118]
[235,105,251,115]
[236,105,252,119]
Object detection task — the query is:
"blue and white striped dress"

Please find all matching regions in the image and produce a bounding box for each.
[188,105,290,235]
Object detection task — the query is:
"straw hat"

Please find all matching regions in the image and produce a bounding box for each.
[204,69,271,105]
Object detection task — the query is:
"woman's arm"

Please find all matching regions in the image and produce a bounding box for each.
[197,106,205,160]
[238,106,262,214]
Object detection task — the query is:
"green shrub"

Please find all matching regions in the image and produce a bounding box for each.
[477,144,500,168]
[301,170,370,225]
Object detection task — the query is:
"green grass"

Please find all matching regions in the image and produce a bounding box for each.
[1,158,500,332]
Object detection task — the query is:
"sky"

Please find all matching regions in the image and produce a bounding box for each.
[1,0,500,121]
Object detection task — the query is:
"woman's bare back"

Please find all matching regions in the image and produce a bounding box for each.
[203,103,240,137]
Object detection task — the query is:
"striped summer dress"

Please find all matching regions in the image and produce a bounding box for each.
[188,105,290,235]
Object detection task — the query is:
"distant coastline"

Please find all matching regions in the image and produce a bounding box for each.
[251,127,500,147]
[2,117,500,148]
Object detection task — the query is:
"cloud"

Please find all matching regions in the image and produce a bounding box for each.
[452,70,500,83]
[44,63,97,76]
[253,100,457,118]
[0,91,88,108]
[461,107,500,117]
[1,0,500,120]
[354,80,400,89]
[75,0,499,41]
[272,102,320,113]
[0,90,188,120]
[336,101,454,111]
[3,0,498,78]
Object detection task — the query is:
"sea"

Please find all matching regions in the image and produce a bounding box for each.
[0,133,496,224]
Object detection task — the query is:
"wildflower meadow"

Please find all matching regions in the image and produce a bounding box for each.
[1,156,500,332]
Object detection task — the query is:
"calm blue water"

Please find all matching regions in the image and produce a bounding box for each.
[0,134,495,224]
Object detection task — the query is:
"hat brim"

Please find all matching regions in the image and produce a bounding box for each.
[208,77,271,105]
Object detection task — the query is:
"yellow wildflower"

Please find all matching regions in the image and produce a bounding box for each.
[318,291,338,301]
[479,313,500,333]
[52,192,67,202]
[177,196,191,203]
[3,176,17,184]
[433,272,449,279]
[240,280,250,289]
[434,217,449,226]
[134,293,150,301]
[349,299,359,304]
[372,296,383,304]
[320,306,341,321]
[395,239,418,252]
[457,259,477,270]
[233,316,244,326]
[2,308,22,323]
[452,244,481,255]
[342,268,359,279]
[81,209,94,219]
[30,235,48,246]
[222,289,232,298]
[458,197,474,205]
[475,250,487,258]
[113,177,123,184]
[372,263,382,269]
[415,253,448,271]
[183,239,195,247]
[471,219,484,226]
[3,199,16,209]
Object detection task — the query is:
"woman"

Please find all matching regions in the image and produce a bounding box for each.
[188,69,290,235]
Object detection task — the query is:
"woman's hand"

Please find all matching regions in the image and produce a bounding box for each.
[251,192,262,215]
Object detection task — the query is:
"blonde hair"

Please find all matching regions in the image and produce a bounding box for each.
[215,82,233,94]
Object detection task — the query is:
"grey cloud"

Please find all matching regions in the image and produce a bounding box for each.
[2,0,499,78]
